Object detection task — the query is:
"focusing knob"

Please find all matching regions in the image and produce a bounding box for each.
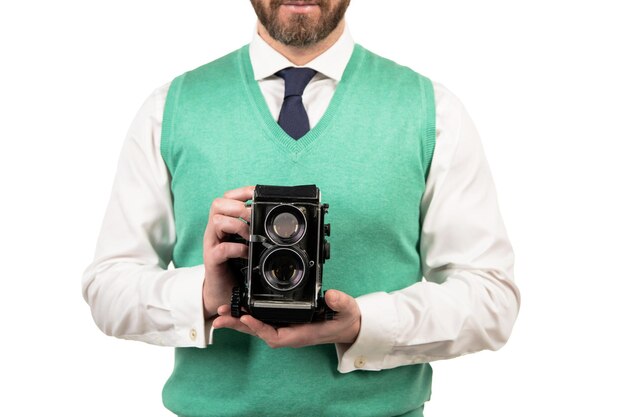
[231,287,242,318]
[324,223,331,236]
[323,241,331,260]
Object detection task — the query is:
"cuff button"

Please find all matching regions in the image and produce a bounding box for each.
[189,328,197,341]
[354,356,367,369]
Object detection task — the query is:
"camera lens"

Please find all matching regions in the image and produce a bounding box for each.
[260,247,308,291]
[264,205,307,245]
[268,253,297,283]
[272,212,299,239]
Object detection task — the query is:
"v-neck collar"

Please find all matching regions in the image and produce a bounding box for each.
[239,44,366,158]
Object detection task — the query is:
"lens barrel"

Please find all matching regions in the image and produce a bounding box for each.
[260,246,309,291]
[264,204,307,245]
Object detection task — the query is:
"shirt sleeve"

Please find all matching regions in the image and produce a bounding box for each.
[335,82,521,373]
[81,83,214,348]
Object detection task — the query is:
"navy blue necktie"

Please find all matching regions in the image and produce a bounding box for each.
[276,67,317,140]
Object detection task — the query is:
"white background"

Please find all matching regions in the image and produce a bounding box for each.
[1,1,624,416]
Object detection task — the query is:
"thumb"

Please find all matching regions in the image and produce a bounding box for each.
[325,289,353,312]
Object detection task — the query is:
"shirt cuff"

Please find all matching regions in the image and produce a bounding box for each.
[167,264,212,348]
[336,291,399,373]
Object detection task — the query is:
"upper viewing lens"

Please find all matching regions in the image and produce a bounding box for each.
[272,212,299,239]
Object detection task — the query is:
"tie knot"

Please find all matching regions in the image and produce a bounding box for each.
[275,67,317,98]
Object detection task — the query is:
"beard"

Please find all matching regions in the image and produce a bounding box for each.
[251,0,350,47]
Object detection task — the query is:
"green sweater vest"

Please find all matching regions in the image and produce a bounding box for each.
[160,44,436,417]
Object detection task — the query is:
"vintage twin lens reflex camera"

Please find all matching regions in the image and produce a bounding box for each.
[229,185,333,324]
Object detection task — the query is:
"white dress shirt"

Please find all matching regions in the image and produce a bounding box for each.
[82,26,520,373]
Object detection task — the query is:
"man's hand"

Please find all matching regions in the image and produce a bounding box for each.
[202,186,254,320]
[213,289,361,348]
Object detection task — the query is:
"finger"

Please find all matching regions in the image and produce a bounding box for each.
[324,289,354,313]
[277,323,321,348]
[209,242,248,264]
[217,304,232,316]
[242,316,325,348]
[213,315,257,337]
[209,197,251,222]
[223,186,255,202]
[240,315,281,346]
[205,198,252,246]
[239,315,316,348]
[212,214,251,241]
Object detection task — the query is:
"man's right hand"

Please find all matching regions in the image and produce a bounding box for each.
[202,186,254,320]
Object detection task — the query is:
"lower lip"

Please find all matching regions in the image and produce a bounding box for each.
[281,4,319,13]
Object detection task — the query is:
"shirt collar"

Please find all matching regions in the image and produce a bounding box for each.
[249,23,355,82]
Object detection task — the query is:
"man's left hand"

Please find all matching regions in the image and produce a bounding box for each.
[212,289,361,348]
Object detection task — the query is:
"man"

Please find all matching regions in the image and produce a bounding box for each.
[82,1,521,415]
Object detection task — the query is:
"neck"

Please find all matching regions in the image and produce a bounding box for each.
[257,20,345,66]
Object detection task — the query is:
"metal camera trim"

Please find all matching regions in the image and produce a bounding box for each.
[259,246,309,292]
[263,204,308,246]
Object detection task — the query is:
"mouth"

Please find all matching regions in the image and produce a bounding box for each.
[280,1,320,13]
[281,0,319,4]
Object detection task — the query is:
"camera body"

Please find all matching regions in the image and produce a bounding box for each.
[230,185,333,324]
